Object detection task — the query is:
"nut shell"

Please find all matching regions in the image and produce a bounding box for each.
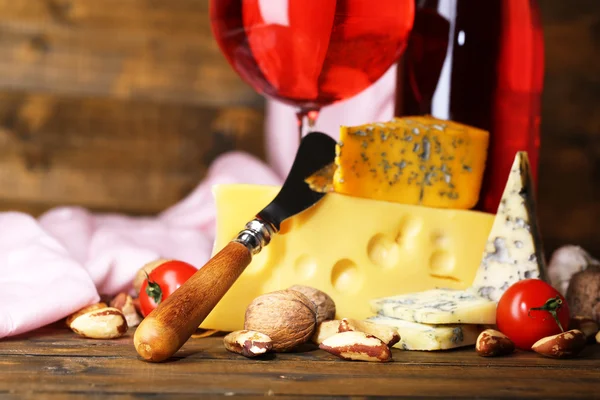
[312,320,342,345]
[547,245,599,295]
[66,302,108,327]
[320,331,391,362]
[475,329,515,357]
[110,293,142,328]
[531,329,586,359]
[244,289,317,352]
[69,307,128,339]
[223,330,273,358]
[566,266,600,323]
[569,316,600,342]
[289,285,336,323]
[338,318,400,347]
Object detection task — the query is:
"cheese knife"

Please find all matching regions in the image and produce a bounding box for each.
[134,131,337,362]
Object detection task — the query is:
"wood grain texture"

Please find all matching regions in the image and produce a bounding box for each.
[1,327,600,398]
[0,92,264,214]
[538,0,600,255]
[134,241,251,362]
[0,0,259,107]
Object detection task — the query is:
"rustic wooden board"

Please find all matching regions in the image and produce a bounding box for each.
[0,327,599,399]
[537,0,600,254]
[0,92,264,214]
[0,0,260,107]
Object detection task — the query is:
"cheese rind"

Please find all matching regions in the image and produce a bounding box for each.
[205,184,495,332]
[367,315,482,351]
[370,288,496,325]
[333,116,489,209]
[470,152,546,302]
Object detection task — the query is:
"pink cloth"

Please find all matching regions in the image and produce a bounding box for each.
[0,152,281,338]
[0,68,396,339]
[0,212,98,337]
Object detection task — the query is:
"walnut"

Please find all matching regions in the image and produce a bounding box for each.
[547,245,599,296]
[566,265,600,323]
[244,289,317,352]
[288,285,336,323]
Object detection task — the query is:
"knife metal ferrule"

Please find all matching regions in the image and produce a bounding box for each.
[233,218,277,256]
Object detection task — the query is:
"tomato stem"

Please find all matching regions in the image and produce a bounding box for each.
[144,271,163,305]
[528,296,565,332]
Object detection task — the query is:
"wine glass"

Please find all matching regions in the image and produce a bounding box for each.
[209,0,415,142]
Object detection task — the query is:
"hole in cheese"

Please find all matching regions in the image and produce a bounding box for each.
[331,259,363,294]
[395,215,424,248]
[428,250,457,277]
[294,254,318,280]
[431,231,450,248]
[367,234,400,268]
[244,250,269,275]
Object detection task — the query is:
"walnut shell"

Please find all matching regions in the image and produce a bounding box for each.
[289,285,336,323]
[244,289,317,352]
[566,265,600,323]
[548,245,599,295]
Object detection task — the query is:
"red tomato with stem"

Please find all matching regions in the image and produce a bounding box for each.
[139,260,198,317]
[496,279,570,350]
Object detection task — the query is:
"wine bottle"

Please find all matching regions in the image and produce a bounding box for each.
[395,0,544,213]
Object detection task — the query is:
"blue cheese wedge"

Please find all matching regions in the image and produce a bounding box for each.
[367,315,482,351]
[366,152,544,331]
[470,151,547,302]
[369,288,496,324]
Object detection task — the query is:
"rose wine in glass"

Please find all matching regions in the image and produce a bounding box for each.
[395,0,544,213]
[210,0,414,140]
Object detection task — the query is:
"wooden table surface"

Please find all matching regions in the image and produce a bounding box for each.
[1,327,599,399]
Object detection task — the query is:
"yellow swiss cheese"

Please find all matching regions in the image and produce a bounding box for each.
[202,184,494,332]
[334,116,489,209]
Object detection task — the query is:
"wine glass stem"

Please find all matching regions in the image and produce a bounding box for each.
[296,108,320,144]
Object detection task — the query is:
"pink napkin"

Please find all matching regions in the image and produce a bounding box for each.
[0,212,99,337]
[0,67,396,339]
[0,152,281,338]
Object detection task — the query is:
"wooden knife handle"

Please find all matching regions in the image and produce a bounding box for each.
[134,241,252,362]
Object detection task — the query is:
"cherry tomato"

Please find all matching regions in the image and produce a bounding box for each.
[139,260,198,317]
[496,279,570,350]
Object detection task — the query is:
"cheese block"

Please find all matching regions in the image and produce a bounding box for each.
[366,152,544,325]
[367,315,482,351]
[205,184,495,332]
[333,116,489,209]
[471,152,546,302]
[370,288,496,324]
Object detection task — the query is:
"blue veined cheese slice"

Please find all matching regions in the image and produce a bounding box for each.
[367,315,482,351]
[471,151,547,302]
[368,152,545,328]
[369,288,496,324]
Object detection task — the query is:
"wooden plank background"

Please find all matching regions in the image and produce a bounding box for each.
[0,0,598,256]
[537,0,600,256]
